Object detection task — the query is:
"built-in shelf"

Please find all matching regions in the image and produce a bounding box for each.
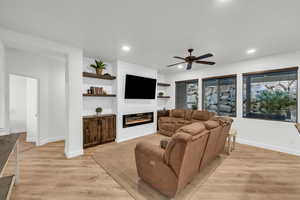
[157,82,171,87]
[83,94,116,97]
[82,72,116,80]
[157,96,170,99]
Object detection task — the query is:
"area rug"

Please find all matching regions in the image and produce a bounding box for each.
[93,134,226,200]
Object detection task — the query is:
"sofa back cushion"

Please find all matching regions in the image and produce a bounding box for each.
[176,122,206,136]
[191,110,214,121]
[204,120,219,130]
[184,110,193,121]
[170,109,185,118]
[164,132,192,176]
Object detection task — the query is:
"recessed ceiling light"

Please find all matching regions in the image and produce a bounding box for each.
[177,65,184,69]
[246,48,256,55]
[122,45,131,52]
[218,0,232,3]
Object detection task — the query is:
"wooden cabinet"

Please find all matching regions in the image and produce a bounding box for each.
[83,114,116,148]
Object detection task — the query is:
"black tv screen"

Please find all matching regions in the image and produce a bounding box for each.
[125,74,157,99]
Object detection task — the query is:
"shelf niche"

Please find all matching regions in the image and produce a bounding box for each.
[82,72,116,80]
[83,94,116,97]
[157,82,171,87]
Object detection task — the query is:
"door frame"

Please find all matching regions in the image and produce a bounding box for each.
[9,73,40,145]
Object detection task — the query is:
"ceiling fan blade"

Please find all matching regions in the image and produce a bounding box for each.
[195,61,216,65]
[173,56,186,60]
[195,53,213,60]
[167,61,186,67]
[187,62,192,70]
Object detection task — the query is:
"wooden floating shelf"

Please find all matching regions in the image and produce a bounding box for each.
[83,94,116,97]
[82,72,116,80]
[157,82,171,87]
[157,96,170,98]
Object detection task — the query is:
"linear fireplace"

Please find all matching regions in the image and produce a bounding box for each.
[123,112,154,128]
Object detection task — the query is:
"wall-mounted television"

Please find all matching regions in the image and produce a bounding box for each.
[125,74,157,99]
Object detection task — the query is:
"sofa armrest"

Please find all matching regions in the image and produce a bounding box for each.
[135,142,165,162]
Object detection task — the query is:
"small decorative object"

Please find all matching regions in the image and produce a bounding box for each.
[158,92,164,96]
[90,60,106,75]
[96,107,103,116]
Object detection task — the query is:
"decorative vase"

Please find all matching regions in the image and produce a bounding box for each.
[96,112,102,116]
[96,68,103,75]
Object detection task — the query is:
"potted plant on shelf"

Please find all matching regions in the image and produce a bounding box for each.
[95,107,103,116]
[90,60,106,75]
[158,92,164,97]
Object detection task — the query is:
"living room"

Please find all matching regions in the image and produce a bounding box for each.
[0,0,300,199]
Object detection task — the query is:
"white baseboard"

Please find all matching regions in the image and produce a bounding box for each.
[65,149,84,159]
[38,136,65,146]
[10,128,26,133]
[236,137,300,156]
[116,132,155,143]
[26,137,36,143]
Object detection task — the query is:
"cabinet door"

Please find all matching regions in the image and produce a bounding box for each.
[83,118,100,148]
[101,116,116,143]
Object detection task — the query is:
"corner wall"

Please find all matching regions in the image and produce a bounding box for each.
[0,40,6,128]
[164,51,300,155]
[116,61,158,142]
[6,48,67,144]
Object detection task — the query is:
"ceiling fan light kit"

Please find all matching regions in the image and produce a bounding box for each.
[167,49,215,70]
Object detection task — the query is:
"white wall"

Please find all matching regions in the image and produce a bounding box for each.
[82,57,116,116]
[164,51,300,155]
[0,26,83,158]
[6,48,66,145]
[116,61,157,142]
[0,40,6,128]
[9,75,27,133]
[26,78,38,142]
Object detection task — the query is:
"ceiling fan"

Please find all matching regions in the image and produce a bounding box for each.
[167,49,215,70]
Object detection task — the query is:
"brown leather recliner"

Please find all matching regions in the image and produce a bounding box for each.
[158,109,215,137]
[135,129,210,197]
[135,116,233,197]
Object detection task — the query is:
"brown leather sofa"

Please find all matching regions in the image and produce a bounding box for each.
[158,109,215,136]
[135,114,233,197]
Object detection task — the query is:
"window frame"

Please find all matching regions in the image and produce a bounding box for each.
[242,66,298,123]
[202,74,237,117]
[175,79,199,110]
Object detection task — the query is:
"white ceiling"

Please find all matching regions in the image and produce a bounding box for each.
[1,0,300,72]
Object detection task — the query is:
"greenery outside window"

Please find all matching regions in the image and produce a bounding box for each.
[202,75,237,117]
[243,67,298,122]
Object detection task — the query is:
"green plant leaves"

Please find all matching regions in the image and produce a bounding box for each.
[255,90,296,115]
[90,60,106,69]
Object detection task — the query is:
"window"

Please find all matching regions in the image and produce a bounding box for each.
[243,67,298,122]
[202,75,237,117]
[175,79,198,110]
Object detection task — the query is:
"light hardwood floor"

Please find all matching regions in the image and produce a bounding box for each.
[4,134,300,200]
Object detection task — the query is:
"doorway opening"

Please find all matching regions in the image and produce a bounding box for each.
[9,74,39,145]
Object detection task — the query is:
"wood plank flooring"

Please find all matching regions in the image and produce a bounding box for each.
[3,134,300,200]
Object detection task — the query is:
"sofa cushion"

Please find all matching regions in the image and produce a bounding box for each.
[160,117,189,124]
[177,122,206,136]
[204,120,219,130]
[184,110,193,121]
[191,110,214,121]
[160,123,176,132]
[170,109,185,118]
